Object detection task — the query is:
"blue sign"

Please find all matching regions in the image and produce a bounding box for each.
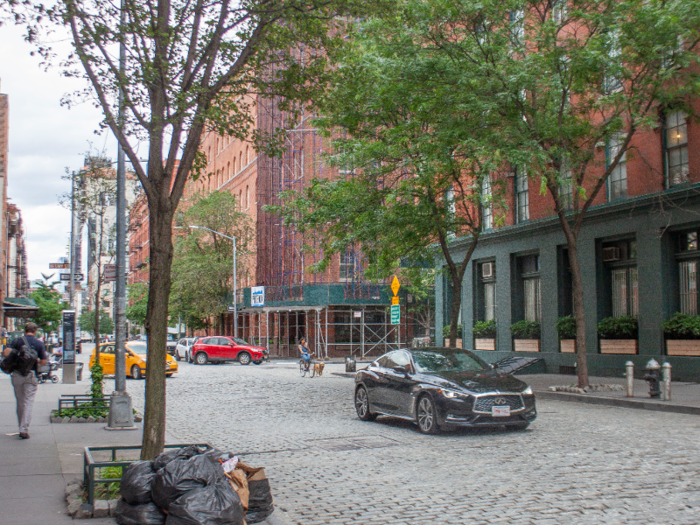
[251,286,265,307]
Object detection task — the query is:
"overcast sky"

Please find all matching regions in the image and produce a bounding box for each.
[1,23,117,285]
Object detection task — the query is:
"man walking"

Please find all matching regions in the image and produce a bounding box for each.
[3,322,47,439]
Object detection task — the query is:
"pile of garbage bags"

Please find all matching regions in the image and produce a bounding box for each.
[116,445,274,525]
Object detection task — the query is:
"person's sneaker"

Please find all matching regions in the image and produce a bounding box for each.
[19,432,29,439]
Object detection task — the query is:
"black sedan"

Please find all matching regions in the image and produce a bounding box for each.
[354,347,537,434]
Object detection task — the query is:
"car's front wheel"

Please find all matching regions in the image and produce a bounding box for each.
[355,386,377,421]
[195,352,208,365]
[238,352,251,365]
[131,365,142,380]
[175,350,181,362]
[416,395,440,434]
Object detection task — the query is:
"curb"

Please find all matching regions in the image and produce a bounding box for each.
[535,390,700,416]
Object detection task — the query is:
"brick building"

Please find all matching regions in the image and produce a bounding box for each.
[437,105,700,380]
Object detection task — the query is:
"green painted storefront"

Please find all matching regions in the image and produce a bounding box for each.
[436,186,700,381]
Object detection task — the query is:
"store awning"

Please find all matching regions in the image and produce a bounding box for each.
[3,297,39,318]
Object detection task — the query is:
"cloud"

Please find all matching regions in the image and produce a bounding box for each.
[1,23,117,283]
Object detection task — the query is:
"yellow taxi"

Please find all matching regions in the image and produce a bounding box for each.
[89,341,178,379]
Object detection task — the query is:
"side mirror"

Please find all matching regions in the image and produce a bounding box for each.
[393,365,410,376]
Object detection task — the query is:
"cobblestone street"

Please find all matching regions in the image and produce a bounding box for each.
[128,361,700,525]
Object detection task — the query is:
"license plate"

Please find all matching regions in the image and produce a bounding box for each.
[492,406,510,417]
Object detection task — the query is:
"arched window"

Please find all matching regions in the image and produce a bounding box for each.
[245,146,249,165]
[245,185,249,209]
[239,151,243,169]
[227,162,230,180]
[239,190,242,210]
[233,157,237,174]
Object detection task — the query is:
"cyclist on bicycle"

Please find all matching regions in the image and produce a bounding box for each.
[298,337,311,370]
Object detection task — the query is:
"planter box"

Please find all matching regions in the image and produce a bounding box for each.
[600,339,638,355]
[560,340,576,353]
[666,340,700,356]
[444,338,463,348]
[513,339,540,352]
[474,338,496,351]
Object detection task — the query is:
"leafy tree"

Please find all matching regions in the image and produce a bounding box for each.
[79,307,115,339]
[170,191,254,333]
[7,0,382,458]
[402,268,435,341]
[29,282,69,332]
[126,282,149,328]
[272,11,510,347]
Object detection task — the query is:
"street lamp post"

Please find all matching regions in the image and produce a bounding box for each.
[189,225,237,337]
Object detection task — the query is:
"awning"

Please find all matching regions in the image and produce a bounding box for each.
[3,297,39,318]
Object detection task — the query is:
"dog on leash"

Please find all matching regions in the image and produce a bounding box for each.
[313,361,325,376]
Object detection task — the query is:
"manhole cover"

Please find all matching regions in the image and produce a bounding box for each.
[307,435,401,452]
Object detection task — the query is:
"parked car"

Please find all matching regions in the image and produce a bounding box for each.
[175,337,196,362]
[88,341,178,379]
[190,336,266,365]
[166,333,178,356]
[354,347,537,434]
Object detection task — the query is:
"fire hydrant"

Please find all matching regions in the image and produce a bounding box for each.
[643,358,661,398]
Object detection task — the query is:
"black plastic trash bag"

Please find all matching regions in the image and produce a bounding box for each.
[165,480,245,525]
[203,447,233,464]
[120,461,156,505]
[245,479,274,524]
[116,499,166,525]
[153,445,205,470]
[151,454,225,511]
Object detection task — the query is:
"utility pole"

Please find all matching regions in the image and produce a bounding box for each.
[64,172,77,384]
[107,0,135,430]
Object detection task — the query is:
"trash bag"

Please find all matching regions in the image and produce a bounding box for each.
[151,454,225,511]
[165,480,245,525]
[203,447,233,464]
[245,479,274,524]
[121,461,156,505]
[116,499,166,525]
[153,445,205,470]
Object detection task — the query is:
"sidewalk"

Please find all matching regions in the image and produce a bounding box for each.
[520,373,700,415]
[0,358,288,525]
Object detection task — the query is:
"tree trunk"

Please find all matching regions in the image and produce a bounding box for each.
[568,241,590,388]
[447,276,462,348]
[140,205,174,460]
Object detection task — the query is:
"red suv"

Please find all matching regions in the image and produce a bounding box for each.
[191,336,266,366]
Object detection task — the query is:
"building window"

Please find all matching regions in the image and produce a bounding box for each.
[665,111,689,186]
[245,185,249,209]
[339,251,354,282]
[478,261,496,321]
[515,168,529,223]
[602,239,637,317]
[510,9,524,45]
[482,176,493,230]
[677,230,700,315]
[552,0,567,23]
[520,254,541,322]
[246,146,249,165]
[607,134,627,201]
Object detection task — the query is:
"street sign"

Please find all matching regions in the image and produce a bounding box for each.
[354,311,362,318]
[227,305,235,312]
[60,273,83,281]
[251,286,265,307]
[391,275,400,296]
[391,304,400,325]
[104,264,117,282]
[391,296,399,305]
[50,262,70,269]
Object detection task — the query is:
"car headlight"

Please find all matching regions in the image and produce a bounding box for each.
[522,386,533,395]
[438,388,462,398]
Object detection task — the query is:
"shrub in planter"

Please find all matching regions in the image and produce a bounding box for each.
[442,324,463,338]
[662,313,700,339]
[510,320,541,340]
[473,320,496,338]
[555,315,577,340]
[597,316,638,339]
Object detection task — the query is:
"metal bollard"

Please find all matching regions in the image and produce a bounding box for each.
[661,362,672,401]
[625,361,634,398]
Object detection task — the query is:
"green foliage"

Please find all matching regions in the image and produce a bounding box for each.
[126,283,149,327]
[662,313,700,340]
[90,361,105,402]
[402,268,435,337]
[79,307,114,338]
[442,324,463,339]
[510,320,541,340]
[473,320,497,338]
[597,316,638,340]
[52,407,109,419]
[556,316,577,340]
[170,191,254,331]
[29,282,69,331]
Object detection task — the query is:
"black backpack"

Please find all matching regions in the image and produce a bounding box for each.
[0,337,38,376]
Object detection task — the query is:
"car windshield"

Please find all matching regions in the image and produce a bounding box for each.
[411,349,487,373]
[128,342,148,355]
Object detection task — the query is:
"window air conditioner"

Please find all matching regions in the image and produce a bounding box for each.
[482,262,494,278]
[602,247,620,262]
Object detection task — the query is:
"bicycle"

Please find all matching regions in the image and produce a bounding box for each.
[299,357,316,378]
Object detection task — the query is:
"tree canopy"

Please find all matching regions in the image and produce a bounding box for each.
[29,282,69,332]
